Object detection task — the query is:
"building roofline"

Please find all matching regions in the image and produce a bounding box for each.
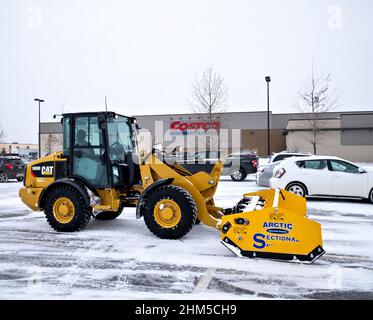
[133,109,373,118]
[287,117,341,121]
[133,110,269,118]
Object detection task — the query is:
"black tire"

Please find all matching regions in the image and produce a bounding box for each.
[230,167,248,182]
[369,189,373,204]
[141,185,197,239]
[195,218,201,225]
[17,177,24,182]
[95,209,123,221]
[285,182,308,198]
[44,185,92,232]
[0,172,8,183]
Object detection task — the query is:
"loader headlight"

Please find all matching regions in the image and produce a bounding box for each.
[222,222,232,234]
[234,218,249,226]
[275,168,286,179]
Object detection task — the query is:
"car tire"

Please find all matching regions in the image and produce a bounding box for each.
[369,189,373,204]
[0,172,8,183]
[285,182,307,198]
[141,185,197,239]
[17,177,24,182]
[230,167,248,182]
[44,185,92,232]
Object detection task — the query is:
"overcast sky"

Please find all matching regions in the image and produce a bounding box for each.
[0,0,372,143]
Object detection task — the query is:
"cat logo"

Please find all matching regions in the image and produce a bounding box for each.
[41,166,54,176]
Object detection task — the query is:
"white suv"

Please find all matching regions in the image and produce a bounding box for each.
[269,156,373,203]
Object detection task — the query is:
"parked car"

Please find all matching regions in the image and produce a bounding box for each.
[269,156,373,203]
[256,152,311,187]
[0,156,26,183]
[269,151,311,164]
[178,151,258,181]
[223,151,258,181]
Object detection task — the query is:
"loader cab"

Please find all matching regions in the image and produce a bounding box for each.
[62,112,140,190]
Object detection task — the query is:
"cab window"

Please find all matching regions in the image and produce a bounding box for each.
[74,117,101,147]
[107,116,134,161]
[72,115,108,188]
[63,116,71,156]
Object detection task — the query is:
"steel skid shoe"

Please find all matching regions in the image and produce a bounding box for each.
[219,189,325,264]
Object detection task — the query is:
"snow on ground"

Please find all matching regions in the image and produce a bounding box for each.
[0,177,373,300]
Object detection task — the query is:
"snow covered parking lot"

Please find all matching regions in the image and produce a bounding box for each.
[0,178,373,300]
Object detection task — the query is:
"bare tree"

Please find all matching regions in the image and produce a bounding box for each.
[295,65,340,154]
[189,67,229,151]
[42,134,63,156]
[0,123,6,143]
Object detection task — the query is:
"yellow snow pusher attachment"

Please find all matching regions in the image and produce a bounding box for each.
[220,189,325,263]
[19,111,325,264]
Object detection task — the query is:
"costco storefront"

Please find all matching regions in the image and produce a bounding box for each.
[40,110,373,160]
[135,111,286,156]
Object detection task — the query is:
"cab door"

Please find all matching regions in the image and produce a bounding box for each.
[71,115,109,188]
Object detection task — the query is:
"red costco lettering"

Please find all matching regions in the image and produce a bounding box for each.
[170,121,221,131]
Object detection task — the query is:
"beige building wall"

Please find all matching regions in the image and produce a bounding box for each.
[286,119,373,162]
[242,129,286,156]
[40,133,63,156]
[0,143,38,154]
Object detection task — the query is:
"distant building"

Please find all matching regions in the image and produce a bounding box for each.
[39,110,373,162]
[40,122,63,156]
[286,113,373,162]
[0,143,38,159]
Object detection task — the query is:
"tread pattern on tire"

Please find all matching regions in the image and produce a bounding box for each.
[141,185,197,240]
[44,185,91,232]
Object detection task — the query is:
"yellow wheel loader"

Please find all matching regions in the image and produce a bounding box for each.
[19,112,325,263]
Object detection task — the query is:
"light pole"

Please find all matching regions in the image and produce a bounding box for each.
[265,76,271,156]
[34,98,45,157]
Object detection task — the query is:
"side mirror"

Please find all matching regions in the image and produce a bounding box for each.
[358,167,367,174]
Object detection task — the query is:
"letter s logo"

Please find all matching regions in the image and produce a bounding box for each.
[253,233,266,249]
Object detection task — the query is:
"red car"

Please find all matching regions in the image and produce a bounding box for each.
[0,156,26,183]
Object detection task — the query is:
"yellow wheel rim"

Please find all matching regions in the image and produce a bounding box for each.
[53,197,75,224]
[153,199,181,228]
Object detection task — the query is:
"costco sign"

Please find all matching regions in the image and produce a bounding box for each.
[170,121,221,132]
